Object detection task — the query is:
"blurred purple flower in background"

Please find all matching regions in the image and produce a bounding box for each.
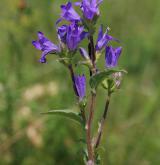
[74,75,86,100]
[32,32,60,63]
[105,46,122,68]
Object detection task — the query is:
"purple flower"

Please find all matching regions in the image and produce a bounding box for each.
[57,23,88,51]
[105,46,122,68]
[57,25,68,44]
[74,75,86,100]
[96,25,118,51]
[58,2,81,23]
[66,23,88,51]
[32,32,60,63]
[79,0,103,20]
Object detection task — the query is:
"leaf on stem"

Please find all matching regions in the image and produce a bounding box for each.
[89,68,127,89]
[41,109,83,125]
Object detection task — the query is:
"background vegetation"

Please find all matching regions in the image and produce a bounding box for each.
[0,0,160,164]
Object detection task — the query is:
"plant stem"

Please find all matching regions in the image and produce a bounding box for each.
[68,64,78,96]
[85,35,97,164]
[88,36,96,74]
[94,92,111,149]
[86,92,96,163]
[89,36,96,64]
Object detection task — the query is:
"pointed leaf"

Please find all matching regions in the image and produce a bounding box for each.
[89,69,127,89]
[41,109,82,125]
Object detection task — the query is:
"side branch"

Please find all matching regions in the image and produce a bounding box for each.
[94,93,111,148]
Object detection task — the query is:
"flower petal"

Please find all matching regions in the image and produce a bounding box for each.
[79,47,89,59]
[32,40,42,50]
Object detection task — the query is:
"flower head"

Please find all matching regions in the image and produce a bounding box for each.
[57,23,88,51]
[58,2,81,23]
[96,25,118,51]
[105,46,122,68]
[32,32,60,63]
[74,75,86,100]
[80,0,103,20]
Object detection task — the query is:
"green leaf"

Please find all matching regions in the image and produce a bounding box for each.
[41,109,83,125]
[89,69,127,89]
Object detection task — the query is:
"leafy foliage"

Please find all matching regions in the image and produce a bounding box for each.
[89,69,126,89]
[41,109,83,125]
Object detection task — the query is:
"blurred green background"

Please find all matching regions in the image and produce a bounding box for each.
[0,0,160,164]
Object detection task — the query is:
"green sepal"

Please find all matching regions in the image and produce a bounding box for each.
[82,16,97,35]
[108,78,115,93]
[101,79,109,90]
[89,68,127,89]
[77,60,92,69]
[57,49,77,66]
[58,57,71,66]
[79,98,87,109]
[95,51,101,62]
[41,109,83,125]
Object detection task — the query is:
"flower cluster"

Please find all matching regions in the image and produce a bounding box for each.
[32,0,122,100]
[32,1,124,163]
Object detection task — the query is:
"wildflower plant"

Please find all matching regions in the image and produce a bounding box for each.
[32,0,126,164]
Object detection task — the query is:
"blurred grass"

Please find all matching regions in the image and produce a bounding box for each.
[0,0,160,164]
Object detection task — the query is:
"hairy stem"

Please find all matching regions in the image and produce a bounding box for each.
[85,35,97,164]
[86,92,96,162]
[94,92,111,149]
